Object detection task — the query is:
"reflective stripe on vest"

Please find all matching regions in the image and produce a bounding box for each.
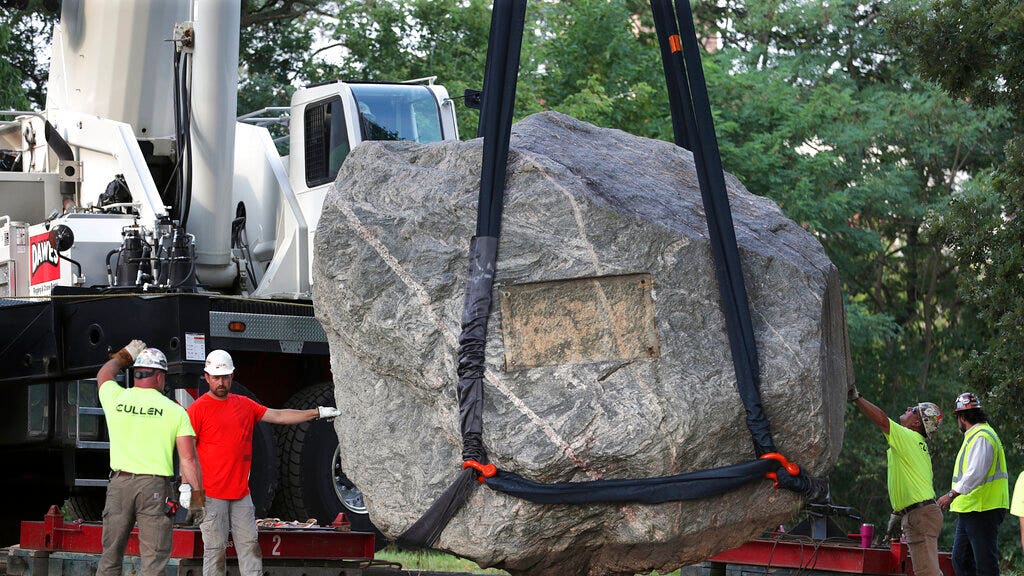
[951,423,1009,513]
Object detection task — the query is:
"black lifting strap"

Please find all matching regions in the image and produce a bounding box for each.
[652,0,773,457]
[399,0,827,549]
[398,0,528,548]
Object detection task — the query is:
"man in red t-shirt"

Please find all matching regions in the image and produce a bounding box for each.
[188,350,340,576]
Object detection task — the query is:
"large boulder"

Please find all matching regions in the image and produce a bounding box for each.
[312,111,851,576]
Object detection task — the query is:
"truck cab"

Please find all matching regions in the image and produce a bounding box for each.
[291,80,458,224]
[234,80,459,299]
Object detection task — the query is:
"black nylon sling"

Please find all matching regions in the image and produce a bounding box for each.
[399,0,528,547]
[654,0,775,456]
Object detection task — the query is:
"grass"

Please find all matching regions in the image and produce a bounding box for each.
[374,548,684,575]
[374,547,509,574]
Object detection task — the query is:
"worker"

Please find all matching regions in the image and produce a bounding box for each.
[1011,472,1024,554]
[937,392,1008,576]
[96,340,202,576]
[849,386,943,576]
[188,349,341,576]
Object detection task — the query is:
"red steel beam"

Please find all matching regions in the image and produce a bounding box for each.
[21,506,374,560]
[709,537,954,576]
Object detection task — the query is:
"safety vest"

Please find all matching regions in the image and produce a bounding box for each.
[951,423,1009,513]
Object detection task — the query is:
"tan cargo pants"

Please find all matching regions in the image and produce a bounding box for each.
[902,501,944,576]
[95,474,173,576]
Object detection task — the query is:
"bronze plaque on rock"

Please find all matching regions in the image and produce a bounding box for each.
[498,273,660,371]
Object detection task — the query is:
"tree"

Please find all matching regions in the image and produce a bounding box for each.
[315,0,494,137]
[515,0,667,139]
[0,24,29,109]
[905,0,1024,447]
[691,0,1012,530]
[0,1,57,109]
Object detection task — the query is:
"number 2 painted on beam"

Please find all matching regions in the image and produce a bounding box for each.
[272,535,282,556]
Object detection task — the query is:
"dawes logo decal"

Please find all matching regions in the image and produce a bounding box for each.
[30,232,61,285]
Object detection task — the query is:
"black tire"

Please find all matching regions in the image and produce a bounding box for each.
[65,488,106,521]
[275,383,383,544]
[201,381,280,518]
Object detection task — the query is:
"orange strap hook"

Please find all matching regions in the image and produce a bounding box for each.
[463,460,498,483]
[760,452,801,488]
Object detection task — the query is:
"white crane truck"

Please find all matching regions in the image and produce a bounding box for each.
[0,0,461,543]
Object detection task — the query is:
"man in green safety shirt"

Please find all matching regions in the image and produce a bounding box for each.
[850,386,943,576]
[95,340,203,576]
[1011,471,1024,554]
[937,392,1008,576]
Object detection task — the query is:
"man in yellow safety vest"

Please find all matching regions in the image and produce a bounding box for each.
[937,392,1009,576]
[850,387,944,576]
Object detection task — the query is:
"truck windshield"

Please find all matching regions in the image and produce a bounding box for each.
[350,84,444,144]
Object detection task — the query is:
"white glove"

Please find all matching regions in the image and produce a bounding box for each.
[178,484,192,509]
[317,406,341,420]
[124,340,147,360]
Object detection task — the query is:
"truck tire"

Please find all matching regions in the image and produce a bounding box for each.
[65,488,105,520]
[275,383,383,544]
[227,382,280,518]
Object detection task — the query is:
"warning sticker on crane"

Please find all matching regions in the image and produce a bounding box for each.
[185,333,207,361]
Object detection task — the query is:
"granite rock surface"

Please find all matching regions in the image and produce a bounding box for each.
[312,111,851,576]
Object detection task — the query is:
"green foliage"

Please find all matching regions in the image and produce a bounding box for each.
[0,24,29,110]
[902,0,1024,119]
[306,0,493,138]
[516,0,669,139]
[709,7,1005,291]
[902,4,1024,564]
[236,14,320,114]
[375,546,508,573]
[931,142,1024,443]
[904,0,1024,457]
[695,0,1014,534]
[0,1,56,109]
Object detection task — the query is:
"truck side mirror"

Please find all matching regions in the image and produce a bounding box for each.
[463,89,483,110]
[49,224,74,252]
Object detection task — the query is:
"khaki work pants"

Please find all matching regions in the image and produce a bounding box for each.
[902,501,944,576]
[96,474,173,576]
[200,494,262,576]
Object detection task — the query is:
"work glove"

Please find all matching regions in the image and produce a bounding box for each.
[185,488,206,526]
[114,339,147,365]
[886,513,902,541]
[317,406,341,420]
[848,386,862,402]
[178,484,192,509]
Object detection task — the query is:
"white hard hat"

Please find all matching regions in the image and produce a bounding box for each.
[134,348,168,371]
[954,392,982,412]
[204,349,234,376]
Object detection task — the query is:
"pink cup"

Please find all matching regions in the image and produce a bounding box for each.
[860,523,874,548]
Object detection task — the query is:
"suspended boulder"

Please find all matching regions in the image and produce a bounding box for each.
[312,111,851,576]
